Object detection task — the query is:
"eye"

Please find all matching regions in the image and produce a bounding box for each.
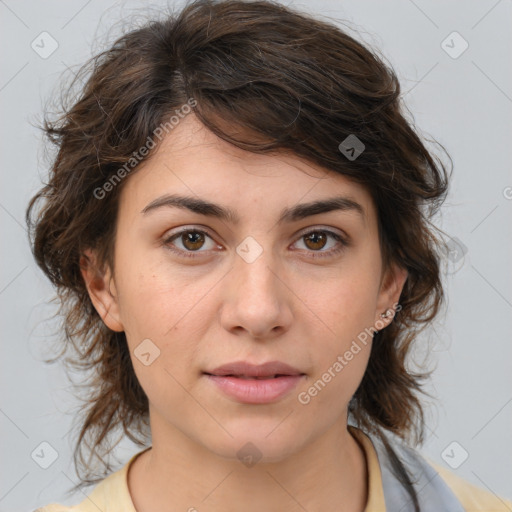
[163,228,220,258]
[162,227,349,259]
[292,229,349,259]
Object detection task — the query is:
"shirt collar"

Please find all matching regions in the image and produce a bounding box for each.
[348,424,387,511]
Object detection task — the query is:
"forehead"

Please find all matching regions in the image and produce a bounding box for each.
[118,113,376,226]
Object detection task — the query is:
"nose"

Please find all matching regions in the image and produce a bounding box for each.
[220,247,293,340]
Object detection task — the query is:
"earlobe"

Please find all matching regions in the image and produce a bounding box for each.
[79,249,124,332]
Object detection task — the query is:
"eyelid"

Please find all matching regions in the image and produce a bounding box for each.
[295,224,349,241]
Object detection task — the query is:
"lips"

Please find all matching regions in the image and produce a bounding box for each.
[204,360,306,404]
[204,360,304,378]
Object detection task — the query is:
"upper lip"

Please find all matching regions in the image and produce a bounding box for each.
[205,361,304,377]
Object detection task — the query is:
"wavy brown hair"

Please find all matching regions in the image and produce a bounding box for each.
[26,0,452,508]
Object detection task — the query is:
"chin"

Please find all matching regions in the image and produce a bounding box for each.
[199,421,306,465]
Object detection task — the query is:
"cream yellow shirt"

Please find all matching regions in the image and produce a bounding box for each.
[34,426,512,512]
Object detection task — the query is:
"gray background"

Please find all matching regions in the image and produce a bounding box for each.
[1,0,511,510]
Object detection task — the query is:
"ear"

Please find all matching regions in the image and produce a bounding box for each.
[374,261,408,328]
[79,248,124,332]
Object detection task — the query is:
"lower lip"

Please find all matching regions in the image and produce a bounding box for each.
[205,374,305,404]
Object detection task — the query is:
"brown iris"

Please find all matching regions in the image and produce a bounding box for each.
[181,231,206,251]
[303,231,328,251]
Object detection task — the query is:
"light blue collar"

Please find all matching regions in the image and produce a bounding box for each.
[369,431,466,511]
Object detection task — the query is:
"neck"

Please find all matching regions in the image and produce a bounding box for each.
[128,413,368,512]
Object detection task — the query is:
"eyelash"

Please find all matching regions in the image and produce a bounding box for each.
[162,227,349,260]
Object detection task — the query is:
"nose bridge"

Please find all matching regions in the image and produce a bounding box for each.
[223,233,292,336]
[234,233,281,300]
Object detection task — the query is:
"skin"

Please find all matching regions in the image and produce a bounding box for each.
[81,113,408,512]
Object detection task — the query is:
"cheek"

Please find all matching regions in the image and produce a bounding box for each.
[113,248,191,338]
[305,270,380,344]
[295,263,379,398]
[298,291,374,414]
[115,262,210,379]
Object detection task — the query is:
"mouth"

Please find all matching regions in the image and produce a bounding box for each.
[204,360,305,378]
[203,361,306,404]
[204,373,299,379]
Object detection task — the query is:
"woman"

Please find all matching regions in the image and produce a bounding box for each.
[27,0,512,510]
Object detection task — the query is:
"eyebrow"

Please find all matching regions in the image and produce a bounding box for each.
[141,193,366,226]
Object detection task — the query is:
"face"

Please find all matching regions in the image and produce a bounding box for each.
[81,113,407,463]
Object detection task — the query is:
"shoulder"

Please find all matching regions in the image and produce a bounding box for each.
[30,471,112,512]
[357,425,512,512]
[31,477,111,512]
[428,460,512,512]
[31,448,148,512]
